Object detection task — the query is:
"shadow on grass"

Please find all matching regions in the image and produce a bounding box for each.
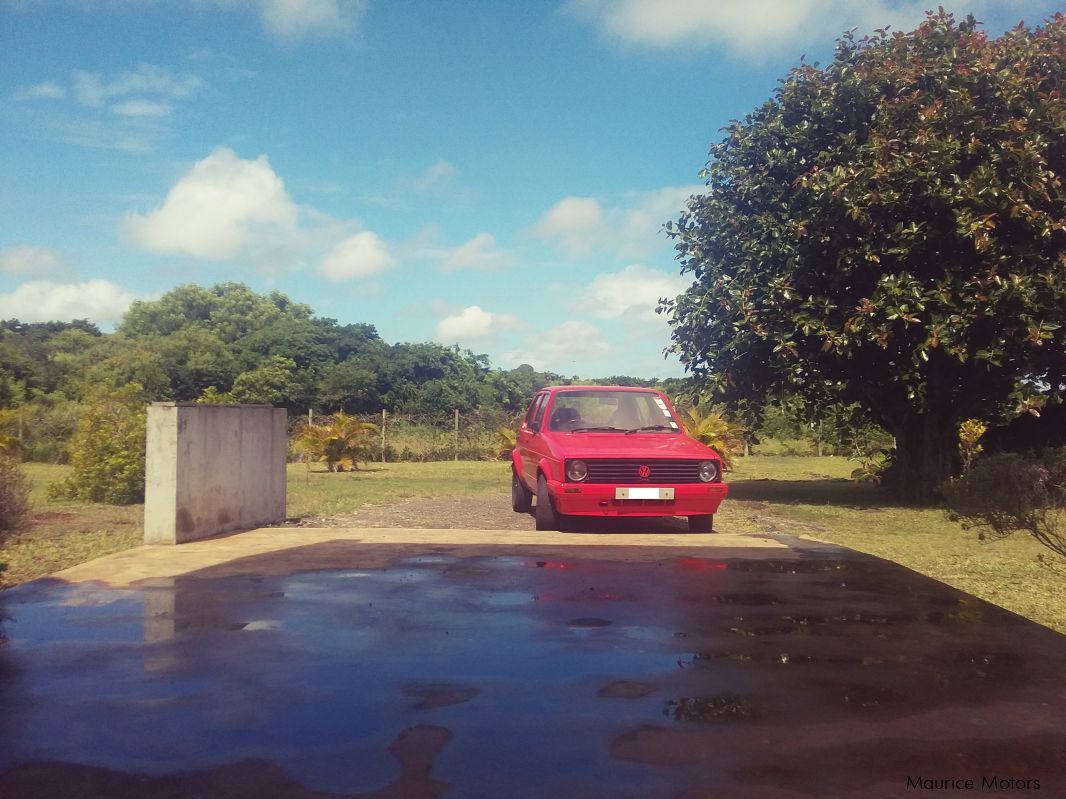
[728,478,907,509]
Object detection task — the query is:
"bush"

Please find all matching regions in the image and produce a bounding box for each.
[49,384,147,505]
[0,456,31,542]
[944,448,1066,559]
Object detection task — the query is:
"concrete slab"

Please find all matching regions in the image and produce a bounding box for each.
[51,527,793,587]
[2,532,1064,798]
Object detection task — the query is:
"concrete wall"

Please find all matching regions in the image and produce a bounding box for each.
[145,403,287,544]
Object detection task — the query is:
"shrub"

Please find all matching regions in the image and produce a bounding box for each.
[944,448,1066,560]
[292,412,378,471]
[49,384,147,505]
[677,404,746,468]
[0,455,31,542]
[957,418,987,473]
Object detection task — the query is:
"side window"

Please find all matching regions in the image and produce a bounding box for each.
[531,394,549,431]
[524,393,547,430]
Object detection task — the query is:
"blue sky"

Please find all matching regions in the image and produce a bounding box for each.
[2,0,1061,378]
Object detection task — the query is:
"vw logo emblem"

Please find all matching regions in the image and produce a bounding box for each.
[638,464,652,479]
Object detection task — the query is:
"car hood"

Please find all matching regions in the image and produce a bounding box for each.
[546,432,719,460]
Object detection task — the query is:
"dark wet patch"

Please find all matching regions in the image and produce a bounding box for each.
[953,651,1024,668]
[728,624,798,637]
[687,650,879,667]
[6,553,1066,796]
[726,559,848,574]
[568,617,612,628]
[781,614,828,626]
[598,681,655,699]
[711,593,781,606]
[834,682,905,709]
[728,734,1066,795]
[664,694,764,723]
[0,725,454,799]
[402,683,480,710]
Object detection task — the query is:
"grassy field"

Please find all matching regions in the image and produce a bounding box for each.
[4,457,1065,634]
[286,460,510,520]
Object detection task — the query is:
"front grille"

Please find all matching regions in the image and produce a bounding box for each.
[581,459,706,484]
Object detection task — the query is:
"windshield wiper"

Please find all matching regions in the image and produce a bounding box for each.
[625,425,677,434]
[570,426,629,433]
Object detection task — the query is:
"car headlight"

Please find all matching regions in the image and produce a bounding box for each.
[566,459,588,482]
[697,460,719,483]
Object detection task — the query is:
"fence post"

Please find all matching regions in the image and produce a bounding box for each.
[381,409,387,463]
[454,409,459,461]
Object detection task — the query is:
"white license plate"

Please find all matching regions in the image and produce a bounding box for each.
[615,487,675,500]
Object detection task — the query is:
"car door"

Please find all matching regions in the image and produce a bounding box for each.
[516,392,548,488]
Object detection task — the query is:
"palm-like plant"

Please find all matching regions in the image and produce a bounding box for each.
[677,404,745,469]
[293,412,378,472]
[495,426,517,460]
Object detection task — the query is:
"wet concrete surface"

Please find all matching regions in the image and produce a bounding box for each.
[2,542,1065,798]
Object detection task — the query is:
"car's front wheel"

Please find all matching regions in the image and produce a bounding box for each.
[688,514,714,533]
[535,473,560,531]
[512,466,533,513]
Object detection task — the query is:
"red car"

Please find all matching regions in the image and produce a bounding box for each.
[511,385,728,532]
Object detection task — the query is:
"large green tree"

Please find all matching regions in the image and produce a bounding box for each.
[664,11,1066,501]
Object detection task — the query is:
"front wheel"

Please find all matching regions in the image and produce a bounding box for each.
[535,474,560,531]
[512,466,533,513]
[687,514,714,533]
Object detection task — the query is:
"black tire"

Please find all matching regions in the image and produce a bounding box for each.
[535,473,559,531]
[512,466,533,513]
[688,514,714,533]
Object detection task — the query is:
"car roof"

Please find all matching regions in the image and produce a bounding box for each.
[543,385,663,393]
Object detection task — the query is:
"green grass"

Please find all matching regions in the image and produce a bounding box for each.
[2,463,142,586]
[724,456,1066,633]
[3,456,1065,635]
[286,460,510,520]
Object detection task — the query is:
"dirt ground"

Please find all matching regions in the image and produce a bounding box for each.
[294,492,700,533]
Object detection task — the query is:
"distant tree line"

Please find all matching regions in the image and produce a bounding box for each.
[0,282,692,463]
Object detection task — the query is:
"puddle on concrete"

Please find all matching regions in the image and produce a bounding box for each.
[663,694,764,723]
[568,617,612,628]
[403,683,480,710]
[835,682,905,709]
[711,593,781,606]
[599,681,656,699]
[685,650,910,668]
[726,559,848,574]
[0,552,1063,798]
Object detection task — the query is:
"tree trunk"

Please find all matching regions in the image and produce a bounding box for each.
[890,411,959,504]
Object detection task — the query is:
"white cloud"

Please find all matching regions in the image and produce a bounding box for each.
[19,81,65,100]
[531,185,701,258]
[442,232,511,272]
[112,99,173,117]
[568,0,937,57]
[570,264,689,322]
[252,0,365,39]
[435,306,523,342]
[0,245,66,276]
[413,159,459,193]
[319,231,395,281]
[504,321,613,370]
[72,64,204,112]
[530,196,607,257]
[122,147,300,260]
[0,280,139,326]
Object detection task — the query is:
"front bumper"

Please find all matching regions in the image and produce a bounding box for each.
[548,479,728,517]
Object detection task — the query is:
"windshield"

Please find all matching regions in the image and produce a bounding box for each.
[546,390,681,433]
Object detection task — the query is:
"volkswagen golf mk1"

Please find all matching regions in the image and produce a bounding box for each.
[511,385,728,531]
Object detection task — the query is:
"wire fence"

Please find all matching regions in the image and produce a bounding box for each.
[294,409,521,463]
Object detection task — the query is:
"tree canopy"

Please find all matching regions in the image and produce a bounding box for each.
[0,283,609,421]
[663,11,1066,501]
